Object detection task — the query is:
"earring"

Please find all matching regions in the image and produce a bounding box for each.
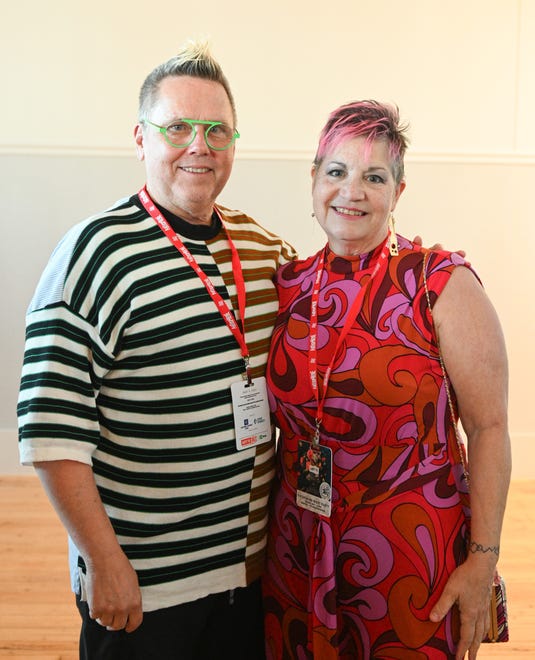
[388,213,399,256]
[311,212,315,217]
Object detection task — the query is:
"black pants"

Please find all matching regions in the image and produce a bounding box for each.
[76,580,266,660]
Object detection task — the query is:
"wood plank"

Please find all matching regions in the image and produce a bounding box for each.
[0,476,79,658]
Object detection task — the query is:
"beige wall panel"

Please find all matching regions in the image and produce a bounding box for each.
[230,0,520,155]
[517,0,535,151]
[1,0,521,155]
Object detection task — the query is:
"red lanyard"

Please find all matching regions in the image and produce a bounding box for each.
[308,236,391,444]
[138,186,251,381]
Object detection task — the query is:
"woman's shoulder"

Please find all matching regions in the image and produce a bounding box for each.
[397,236,475,275]
[395,236,480,303]
[421,249,479,289]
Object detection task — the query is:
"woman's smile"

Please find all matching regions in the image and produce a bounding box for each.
[333,206,366,216]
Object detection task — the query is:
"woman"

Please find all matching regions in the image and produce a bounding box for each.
[263,101,511,659]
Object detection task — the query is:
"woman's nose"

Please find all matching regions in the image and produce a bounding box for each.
[342,177,365,200]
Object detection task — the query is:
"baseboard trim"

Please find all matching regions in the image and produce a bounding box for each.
[1,145,535,166]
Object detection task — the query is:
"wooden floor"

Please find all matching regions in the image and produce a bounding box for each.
[0,476,533,659]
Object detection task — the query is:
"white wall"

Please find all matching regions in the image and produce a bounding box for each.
[2,0,534,475]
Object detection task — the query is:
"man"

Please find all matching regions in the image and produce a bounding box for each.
[18,41,295,659]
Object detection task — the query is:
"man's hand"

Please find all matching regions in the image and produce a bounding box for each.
[412,235,466,258]
[34,460,144,632]
[85,549,143,632]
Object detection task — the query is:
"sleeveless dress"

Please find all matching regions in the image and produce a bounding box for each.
[263,237,473,659]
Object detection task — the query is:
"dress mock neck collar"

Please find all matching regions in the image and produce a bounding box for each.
[324,241,386,274]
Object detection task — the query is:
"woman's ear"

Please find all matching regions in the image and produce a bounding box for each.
[392,180,406,210]
[310,164,318,193]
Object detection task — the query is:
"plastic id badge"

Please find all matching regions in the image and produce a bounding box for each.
[296,440,333,516]
[230,376,271,451]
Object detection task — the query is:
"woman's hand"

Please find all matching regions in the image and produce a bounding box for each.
[430,556,494,659]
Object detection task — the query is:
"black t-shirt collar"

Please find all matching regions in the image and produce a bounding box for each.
[132,194,222,240]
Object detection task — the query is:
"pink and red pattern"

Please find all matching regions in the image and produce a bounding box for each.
[264,237,473,659]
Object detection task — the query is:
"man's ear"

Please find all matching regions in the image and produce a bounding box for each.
[134,124,145,161]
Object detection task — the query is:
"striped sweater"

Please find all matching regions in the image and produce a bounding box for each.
[18,194,296,611]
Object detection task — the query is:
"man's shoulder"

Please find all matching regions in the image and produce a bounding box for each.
[53,196,150,257]
[215,204,297,259]
[76,194,147,233]
[27,196,150,312]
[216,204,272,231]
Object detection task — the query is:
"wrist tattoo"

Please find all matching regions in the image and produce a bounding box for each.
[468,541,500,557]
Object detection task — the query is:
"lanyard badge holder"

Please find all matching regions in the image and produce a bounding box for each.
[139,186,270,452]
[296,432,333,517]
[230,356,271,451]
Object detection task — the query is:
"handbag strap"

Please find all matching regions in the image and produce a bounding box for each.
[422,252,470,488]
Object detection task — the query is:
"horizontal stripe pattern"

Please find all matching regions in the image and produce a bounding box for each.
[18,196,296,611]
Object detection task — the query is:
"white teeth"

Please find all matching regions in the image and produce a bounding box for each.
[183,167,210,173]
[335,207,364,216]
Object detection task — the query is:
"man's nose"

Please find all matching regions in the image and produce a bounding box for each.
[187,126,210,153]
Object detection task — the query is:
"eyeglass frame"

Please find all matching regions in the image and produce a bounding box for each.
[141,118,240,151]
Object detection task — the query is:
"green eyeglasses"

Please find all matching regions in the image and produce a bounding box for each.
[142,118,240,151]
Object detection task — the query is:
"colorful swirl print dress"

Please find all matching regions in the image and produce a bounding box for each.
[264,237,474,659]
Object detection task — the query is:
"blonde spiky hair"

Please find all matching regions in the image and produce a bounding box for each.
[138,39,236,124]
